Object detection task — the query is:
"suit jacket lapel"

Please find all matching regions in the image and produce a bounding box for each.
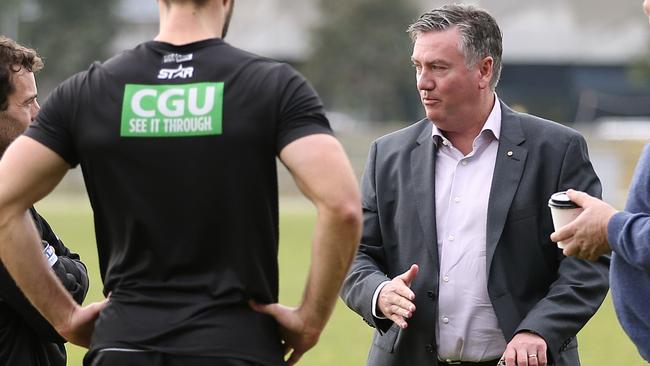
[486,102,528,275]
[410,122,440,272]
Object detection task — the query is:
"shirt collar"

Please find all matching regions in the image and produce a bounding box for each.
[432,94,502,147]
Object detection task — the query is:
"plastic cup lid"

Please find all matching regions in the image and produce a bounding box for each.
[548,191,579,208]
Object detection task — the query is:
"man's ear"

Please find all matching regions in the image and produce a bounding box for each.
[477,56,494,90]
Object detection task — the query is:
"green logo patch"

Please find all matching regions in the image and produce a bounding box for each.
[120,82,224,137]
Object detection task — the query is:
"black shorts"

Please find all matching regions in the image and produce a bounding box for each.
[85,349,268,366]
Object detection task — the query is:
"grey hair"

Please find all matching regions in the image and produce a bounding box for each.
[407,4,503,90]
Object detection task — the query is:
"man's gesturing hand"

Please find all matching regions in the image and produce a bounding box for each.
[377,264,419,329]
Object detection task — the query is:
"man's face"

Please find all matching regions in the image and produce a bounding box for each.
[644,0,650,23]
[411,27,486,131]
[0,68,39,153]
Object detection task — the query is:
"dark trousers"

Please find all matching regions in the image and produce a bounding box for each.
[86,350,268,366]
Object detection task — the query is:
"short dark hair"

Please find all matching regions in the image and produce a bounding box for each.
[407,4,503,90]
[0,36,43,111]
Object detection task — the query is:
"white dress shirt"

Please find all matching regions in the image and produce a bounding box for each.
[434,99,507,362]
[371,97,507,362]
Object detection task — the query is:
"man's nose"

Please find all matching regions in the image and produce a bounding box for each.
[417,71,435,92]
[30,100,40,122]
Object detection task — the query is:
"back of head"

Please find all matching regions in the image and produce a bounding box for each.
[407,4,503,90]
[0,36,43,112]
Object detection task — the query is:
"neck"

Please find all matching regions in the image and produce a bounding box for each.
[443,92,496,155]
[155,1,224,45]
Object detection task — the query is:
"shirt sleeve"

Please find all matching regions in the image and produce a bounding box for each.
[371,281,391,319]
[274,64,333,153]
[23,72,86,167]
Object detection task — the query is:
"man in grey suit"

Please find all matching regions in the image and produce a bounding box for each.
[341,4,609,366]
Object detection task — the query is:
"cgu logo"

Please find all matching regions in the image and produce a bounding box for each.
[131,86,216,117]
[158,65,194,80]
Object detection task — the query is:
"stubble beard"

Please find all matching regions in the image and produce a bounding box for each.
[0,112,27,156]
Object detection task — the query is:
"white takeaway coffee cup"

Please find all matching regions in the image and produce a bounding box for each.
[548,191,583,249]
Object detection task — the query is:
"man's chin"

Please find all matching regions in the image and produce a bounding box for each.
[424,110,442,123]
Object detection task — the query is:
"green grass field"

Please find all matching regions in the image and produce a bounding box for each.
[34,194,646,365]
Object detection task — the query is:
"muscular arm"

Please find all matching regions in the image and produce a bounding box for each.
[282,133,362,325]
[252,133,362,365]
[0,136,103,347]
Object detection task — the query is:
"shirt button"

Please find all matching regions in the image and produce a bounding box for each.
[461,160,468,166]
[442,316,449,324]
[443,276,449,282]
[448,235,455,241]
[454,196,461,203]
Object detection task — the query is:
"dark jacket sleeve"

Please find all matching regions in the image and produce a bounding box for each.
[34,210,89,305]
[514,134,610,362]
[341,141,394,333]
[0,208,89,342]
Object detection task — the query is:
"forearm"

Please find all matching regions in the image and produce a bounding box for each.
[0,264,64,341]
[279,134,362,332]
[299,203,361,332]
[0,210,78,335]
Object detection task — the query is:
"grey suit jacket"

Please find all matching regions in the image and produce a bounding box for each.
[341,101,610,366]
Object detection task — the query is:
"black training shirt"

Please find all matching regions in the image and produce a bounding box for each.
[26,38,332,365]
[0,208,88,366]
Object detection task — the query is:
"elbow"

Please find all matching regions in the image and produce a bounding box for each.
[0,208,17,237]
[338,200,363,232]
[0,196,27,232]
[326,198,363,238]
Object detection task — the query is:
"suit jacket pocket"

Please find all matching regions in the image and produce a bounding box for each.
[373,325,400,353]
[507,205,538,222]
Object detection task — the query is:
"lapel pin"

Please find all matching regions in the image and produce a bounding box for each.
[507,151,514,157]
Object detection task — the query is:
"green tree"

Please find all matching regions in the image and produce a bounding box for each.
[303,0,421,123]
[17,0,118,94]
